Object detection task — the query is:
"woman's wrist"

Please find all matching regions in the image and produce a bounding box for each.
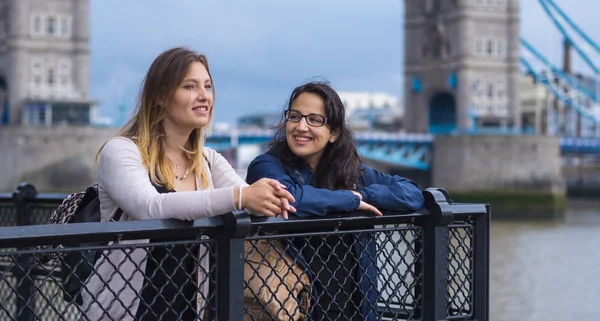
[350,190,362,200]
[358,189,368,202]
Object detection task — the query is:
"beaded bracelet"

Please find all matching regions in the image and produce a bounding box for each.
[238,185,243,210]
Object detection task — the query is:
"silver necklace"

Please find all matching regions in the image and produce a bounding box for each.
[172,161,190,180]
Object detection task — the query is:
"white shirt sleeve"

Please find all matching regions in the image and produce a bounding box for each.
[205,147,248,189]
[97,137,237,221]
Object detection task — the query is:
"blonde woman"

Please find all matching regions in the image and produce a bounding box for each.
[80,47,295,320]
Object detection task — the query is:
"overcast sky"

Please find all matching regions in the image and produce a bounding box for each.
[89,0,600,126]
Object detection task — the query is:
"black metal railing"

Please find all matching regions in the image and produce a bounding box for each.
[0,183,490,321]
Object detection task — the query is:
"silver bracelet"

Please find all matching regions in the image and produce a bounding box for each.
[238,185,243,210]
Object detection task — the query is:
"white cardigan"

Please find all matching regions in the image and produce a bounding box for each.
[81,137,249,321]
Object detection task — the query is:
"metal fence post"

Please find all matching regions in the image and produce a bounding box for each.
[215,210,252,320]
[421,188,454,321]
[472,204,490,321]
[12,182,37,321]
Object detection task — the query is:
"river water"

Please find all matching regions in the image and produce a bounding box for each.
[490,199,600,321]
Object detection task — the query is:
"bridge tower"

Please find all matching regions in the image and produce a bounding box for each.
[403,0,520,134]
[0,0,92,126]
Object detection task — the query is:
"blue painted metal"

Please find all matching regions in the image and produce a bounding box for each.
[448,72,458,90]
[519,0,600,139]
[538,0,600,75]
[457,128,527,136]
[356,143,431,170]
[207,130,435,168]
[0,97,7,125]
[206,129,600,170]
[411,77,422,93]
[355,132,433,169]
[560,137,600,154]
[520,56,599,123]
[521,39,598,101]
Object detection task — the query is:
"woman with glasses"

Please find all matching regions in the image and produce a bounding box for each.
[246,81,424,320]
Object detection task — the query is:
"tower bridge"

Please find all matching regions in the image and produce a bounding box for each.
[0,0,599,204]
[205,130,600,170]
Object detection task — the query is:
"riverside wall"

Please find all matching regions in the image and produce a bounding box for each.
[0,126,118,192]
[432,135,566,219]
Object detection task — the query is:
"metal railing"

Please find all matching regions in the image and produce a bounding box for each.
[0,183,490,321]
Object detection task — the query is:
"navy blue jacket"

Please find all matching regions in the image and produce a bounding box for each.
[246,150,425,319]
[247,152,424,216]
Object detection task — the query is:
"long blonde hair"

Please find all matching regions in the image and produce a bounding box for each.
[97,47,215,190]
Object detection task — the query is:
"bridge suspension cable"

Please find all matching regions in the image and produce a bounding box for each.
[538,0,600,75]
[519,0,600,137]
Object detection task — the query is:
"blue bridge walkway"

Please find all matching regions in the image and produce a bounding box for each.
[207,130,600,170]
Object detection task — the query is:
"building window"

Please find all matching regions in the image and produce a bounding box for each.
[475,38,483,56]
[60,16,71,37]
[486,39,494,55]
[47,68,55,84]
[476,0,505,7]
[46,17,56,35]
[487,83,494,98]
[34,16,41,34]
[25,104,47,126]
[61,62,69,71]
[496,89,506,99]
[471,75,511,117]
[30,14,44,36]
[31,58,44,86]
[52,105,91,125]
[31,58,43,71]
[496,38,506,57]
[496,78,506,99]
[58,59,71,86]
[475,37,506,58]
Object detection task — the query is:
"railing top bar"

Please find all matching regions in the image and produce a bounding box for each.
[0,216,226,248]
[0,192,69,203]
[34,193,70,202]
[447,203,489,216]
[249,210,429,232]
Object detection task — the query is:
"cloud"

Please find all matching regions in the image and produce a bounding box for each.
[90,0,404,124]
[89,0,600,125]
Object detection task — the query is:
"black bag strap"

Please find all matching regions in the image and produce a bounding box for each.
[110,208,124,222]
[204,155,211,171]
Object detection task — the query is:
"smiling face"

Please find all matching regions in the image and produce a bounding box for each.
[163,61,214,133]
[285,92,339,169]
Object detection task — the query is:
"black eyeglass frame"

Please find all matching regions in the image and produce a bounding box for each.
[284,110,328,127]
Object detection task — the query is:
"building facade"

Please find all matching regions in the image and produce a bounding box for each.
[338,92,404,131]
[0,0,94,126]
[403,0,520,133]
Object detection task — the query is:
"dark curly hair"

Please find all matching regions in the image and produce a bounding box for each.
[270,81,362,190]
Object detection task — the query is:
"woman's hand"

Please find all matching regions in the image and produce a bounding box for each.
[356,200,383,216]
[263,179,297,219]
[240,178,296,218]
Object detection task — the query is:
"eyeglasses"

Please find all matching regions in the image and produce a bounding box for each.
[284,110,328,127]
